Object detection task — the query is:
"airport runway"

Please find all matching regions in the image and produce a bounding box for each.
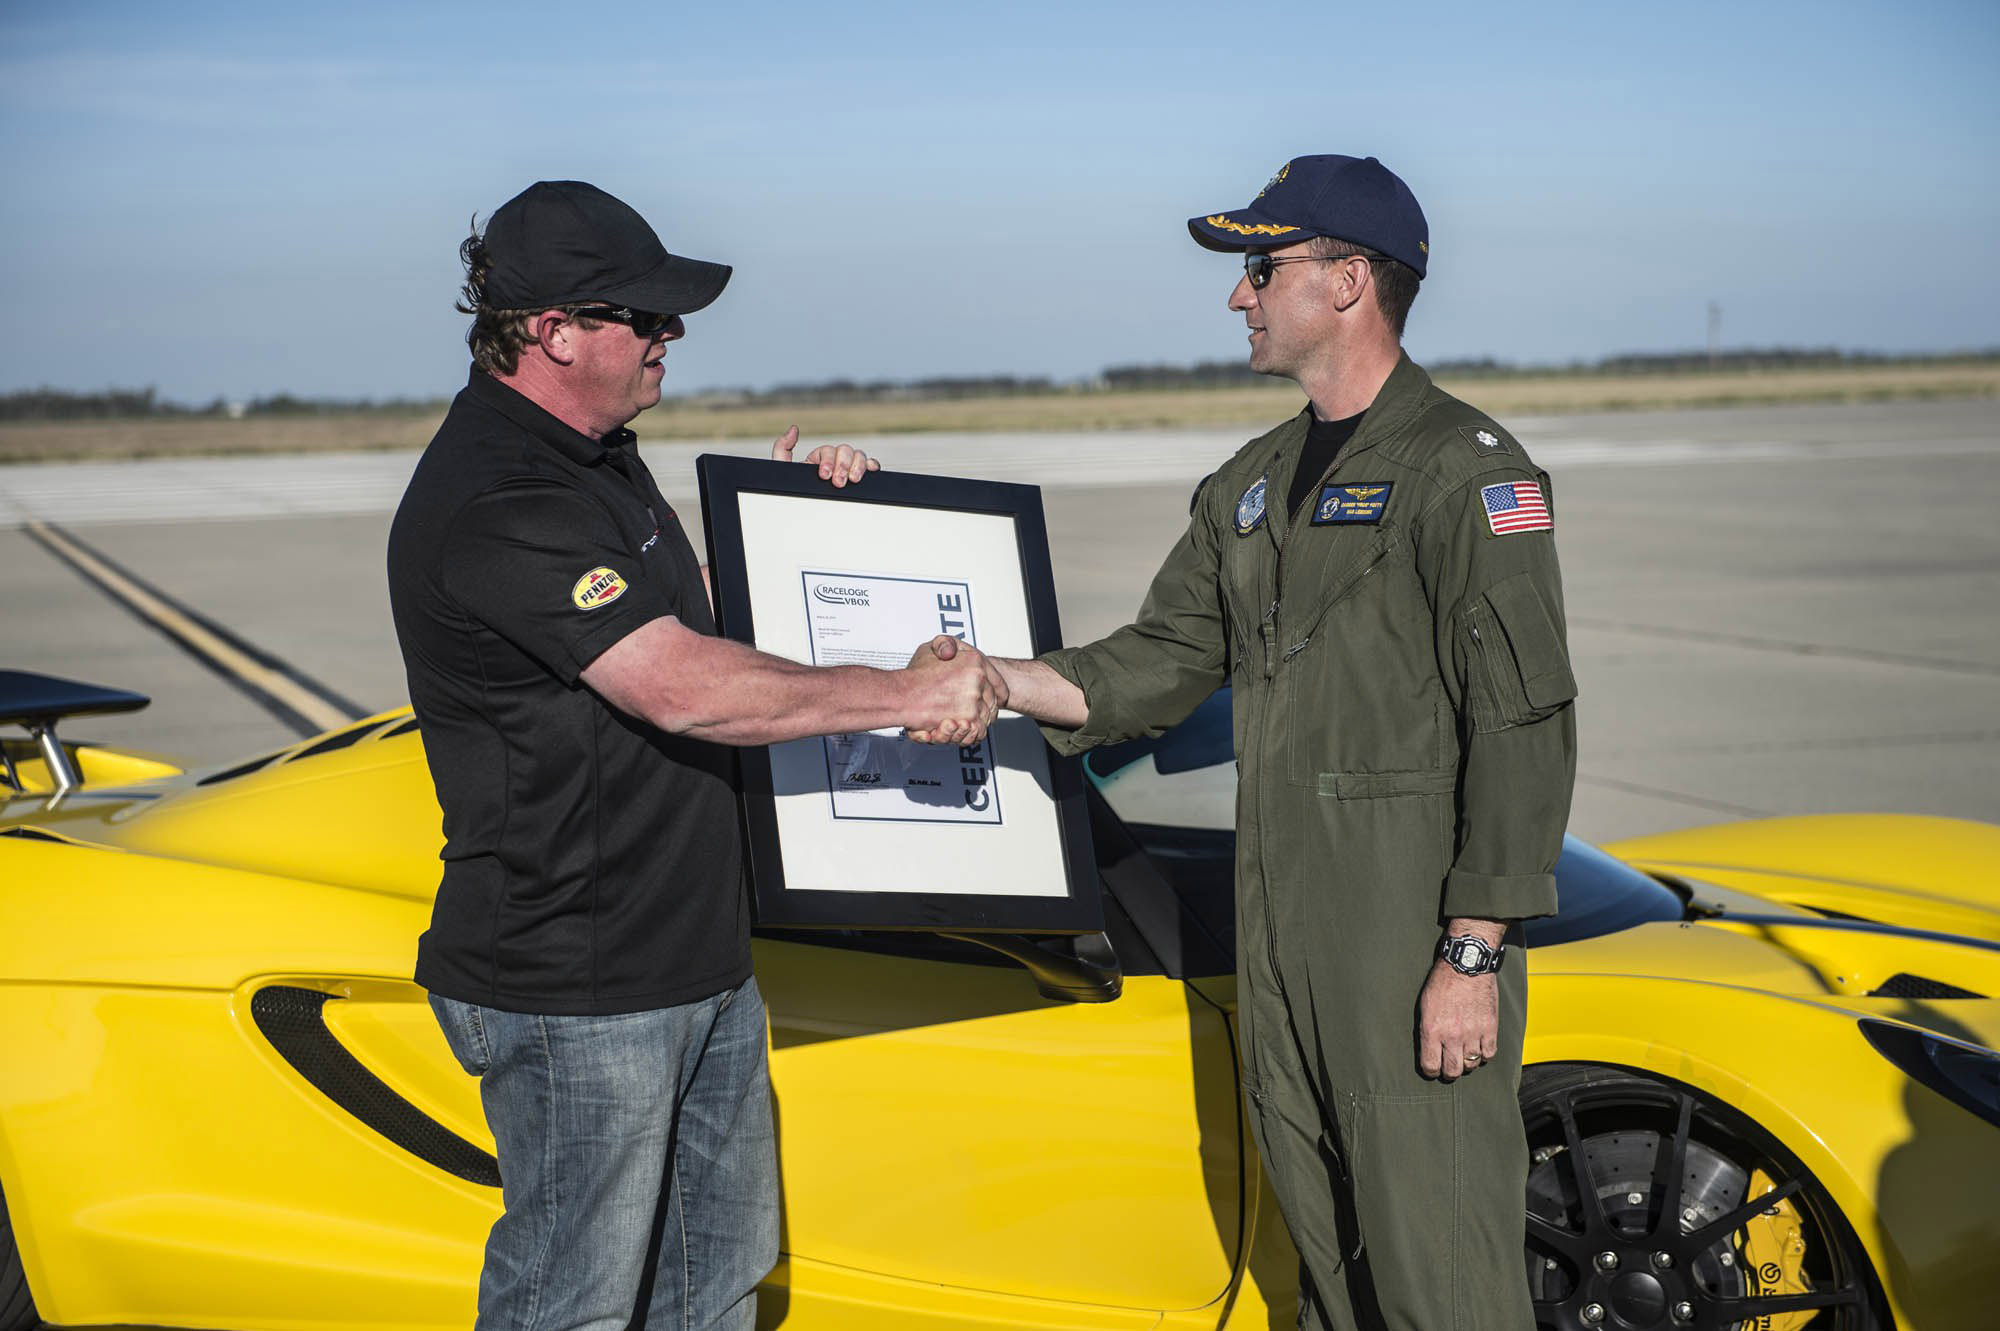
[3,397,1997,842]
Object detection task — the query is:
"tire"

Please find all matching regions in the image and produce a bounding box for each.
[0,1178,37,1331]
[1518,1063,1888,1331]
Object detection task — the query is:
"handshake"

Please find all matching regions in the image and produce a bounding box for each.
[901,635,1010,746]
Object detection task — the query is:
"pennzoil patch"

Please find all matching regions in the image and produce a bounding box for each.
[572,566,629,610]
[1310,482,1393,525]
[1235,474,1269,535]
[1459,424,1512,456]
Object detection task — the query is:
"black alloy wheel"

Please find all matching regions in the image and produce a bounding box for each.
[1520,1065,1886,1331]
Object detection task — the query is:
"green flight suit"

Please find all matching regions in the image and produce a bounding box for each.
[1039,355,1577,1330]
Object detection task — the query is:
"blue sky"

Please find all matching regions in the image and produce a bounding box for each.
[2,0,1995,401]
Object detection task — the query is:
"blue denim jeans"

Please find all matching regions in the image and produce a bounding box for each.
[430,976,779,1331]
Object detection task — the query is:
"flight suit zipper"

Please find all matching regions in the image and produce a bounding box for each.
[1253,597,1285,1028]
[1259,599,1281,680]
[1253,531,1399,1106]
[1467,612,1498,719]
[1275,532,1400,668]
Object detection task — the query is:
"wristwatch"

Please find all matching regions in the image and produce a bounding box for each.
[1438,933,1506,977]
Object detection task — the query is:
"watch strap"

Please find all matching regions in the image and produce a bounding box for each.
[1439,933,1506,976]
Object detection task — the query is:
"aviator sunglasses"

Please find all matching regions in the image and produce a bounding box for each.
[1242,250,1379,290]
[571,305,678,337]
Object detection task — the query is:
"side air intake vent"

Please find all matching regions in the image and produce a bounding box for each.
[250,986,499,1186]
[287,720,392,762]
[1867,972,1985,1000]
[0,827,67,843]
[197,752,284,786]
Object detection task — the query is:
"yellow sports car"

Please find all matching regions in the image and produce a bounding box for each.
[3,673,1997,1331]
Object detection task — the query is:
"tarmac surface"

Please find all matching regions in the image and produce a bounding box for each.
[3,397,1997,843]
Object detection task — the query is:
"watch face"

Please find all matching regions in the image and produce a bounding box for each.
[1445,936,1499,974]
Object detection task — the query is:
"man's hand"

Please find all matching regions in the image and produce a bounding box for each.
[770,424,880,488]
[903,634,1007,745]
[1416,918,1505,1080]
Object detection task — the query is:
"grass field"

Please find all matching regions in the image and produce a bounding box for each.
[5,360,1997,464]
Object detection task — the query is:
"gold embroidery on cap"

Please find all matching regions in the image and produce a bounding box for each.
[1206,216,1300,238]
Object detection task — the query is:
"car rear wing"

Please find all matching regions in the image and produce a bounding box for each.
[0,670,151,795]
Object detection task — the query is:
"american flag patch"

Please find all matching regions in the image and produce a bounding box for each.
[1481,480,1552,535]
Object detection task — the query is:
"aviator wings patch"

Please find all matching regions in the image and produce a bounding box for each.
[1311,482,1393,525]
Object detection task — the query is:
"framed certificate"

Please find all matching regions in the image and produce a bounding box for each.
[697,454,1100,933]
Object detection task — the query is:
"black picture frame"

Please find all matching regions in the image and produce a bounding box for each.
[697,454,1101,934]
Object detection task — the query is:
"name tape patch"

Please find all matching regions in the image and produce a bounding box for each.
[1481,480,1552,536]
[1311,482,1393,525]
[572,566,629,610]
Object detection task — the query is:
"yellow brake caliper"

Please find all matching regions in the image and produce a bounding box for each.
[1735,1168,1814,1329]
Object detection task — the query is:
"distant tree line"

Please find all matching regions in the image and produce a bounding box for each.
[691,374,1058,407]
[0,386,187,421]
[6,348,1993,421]
[1102,347,1998,389]
[0,387,446,423]
[1592,347,1938,374]
[1099,360,1267,390]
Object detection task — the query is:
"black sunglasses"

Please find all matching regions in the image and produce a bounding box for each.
[1242,250,1379,290]
[571,305,677,337]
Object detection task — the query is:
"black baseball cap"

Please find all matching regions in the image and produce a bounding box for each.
[1188,155,1429,278]
[479,181,733,316]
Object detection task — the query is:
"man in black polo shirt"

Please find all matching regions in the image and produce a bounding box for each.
[388,180,1005,1331]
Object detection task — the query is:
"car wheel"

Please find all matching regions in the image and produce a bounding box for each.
[1520,1064,1886,1331]
[0,1180,38,1331]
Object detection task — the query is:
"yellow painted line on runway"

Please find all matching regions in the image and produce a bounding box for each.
[26,519,352,733]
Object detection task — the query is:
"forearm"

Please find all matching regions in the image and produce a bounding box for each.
[1441,917,1507,948]
[992,657,1089,728]
[584,618,937,745]
[659,637,920,744]
[1013,511,1226,751]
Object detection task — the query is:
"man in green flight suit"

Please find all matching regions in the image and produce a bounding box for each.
[946,155,1578,1327]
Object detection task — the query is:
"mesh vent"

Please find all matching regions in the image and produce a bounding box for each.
[251,986,499,1186]
[1867,972,1984,1000]
[381,717,421,739]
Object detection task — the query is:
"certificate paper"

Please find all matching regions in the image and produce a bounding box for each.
[800,571,1001,825]
[715,479,1089,914]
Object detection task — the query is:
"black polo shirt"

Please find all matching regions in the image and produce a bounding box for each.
[387,368,749,1015]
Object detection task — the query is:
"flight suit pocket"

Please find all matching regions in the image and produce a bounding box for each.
[1316,769,1456,799]
[1461,572,1576,733]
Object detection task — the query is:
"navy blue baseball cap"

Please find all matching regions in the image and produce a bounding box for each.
[480,181,733,316]
[1189,155,1429,278]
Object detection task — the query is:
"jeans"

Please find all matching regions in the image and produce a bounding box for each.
[430,976,779,1331]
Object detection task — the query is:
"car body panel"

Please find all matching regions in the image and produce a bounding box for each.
[758,949,1241,1311]
[1608,814,2000,943]
[5,710,2000,1328]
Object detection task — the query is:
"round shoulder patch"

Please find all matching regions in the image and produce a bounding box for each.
[1236,474,1269,535]
[572,566,628,610]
